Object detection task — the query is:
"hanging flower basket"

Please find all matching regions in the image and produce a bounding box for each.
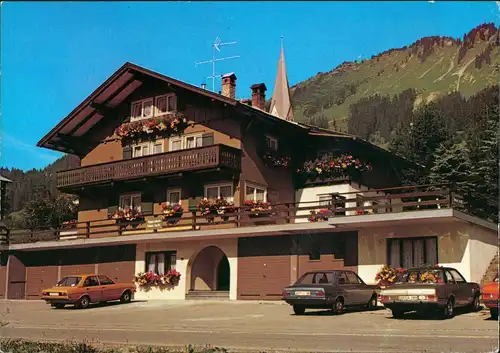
[198,198,235,223]
[262,153,291,168]
[243,200,273,218]
[308,209,330,222]
[115,113,189,144]
[134,269,181,287]
[375,265,406,287]
[161,202,183,225]
[297,153,372,182]
[110,208,144,228]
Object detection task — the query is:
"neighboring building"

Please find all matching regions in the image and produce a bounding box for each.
[1,45,497,302]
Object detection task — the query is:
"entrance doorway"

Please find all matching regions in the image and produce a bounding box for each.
[216,256,230,291]
[190,246,230,292]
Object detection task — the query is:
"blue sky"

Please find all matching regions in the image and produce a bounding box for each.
[1,1,498,171]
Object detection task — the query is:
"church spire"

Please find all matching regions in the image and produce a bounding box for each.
[269,36,294,122]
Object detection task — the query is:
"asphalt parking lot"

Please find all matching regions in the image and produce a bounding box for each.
[0,300,498,353]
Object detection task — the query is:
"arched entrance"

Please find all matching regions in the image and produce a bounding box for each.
[189,246,230,293]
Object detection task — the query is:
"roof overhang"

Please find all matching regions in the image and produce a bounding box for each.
[37,62,238,155]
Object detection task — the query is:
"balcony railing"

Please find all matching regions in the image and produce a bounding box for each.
[57,144,242,188]
[5,184,459,245]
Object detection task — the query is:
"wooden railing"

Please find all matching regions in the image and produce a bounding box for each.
[5,185,457,245]
[57,144,242,188]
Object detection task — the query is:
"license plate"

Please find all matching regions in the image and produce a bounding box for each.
[398,295,418,300]
[49,293,59,296]
[295,291,310,296]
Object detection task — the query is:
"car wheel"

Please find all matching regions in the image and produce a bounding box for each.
[469,294,481,312]
[76,296,90,309]
[440,298,454,319]
[367,295,378,311]
[293,305,305,315]
[490,308,498,320]
[333,298,344,315]
[120,290,132,303]
[391,309,405,318]
[51,303,65,309]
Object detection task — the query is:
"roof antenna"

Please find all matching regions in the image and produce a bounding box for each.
[195,37,240,93]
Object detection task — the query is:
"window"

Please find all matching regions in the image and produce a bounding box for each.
[169,134,203,151]
[449,269,466,283]
[132,141,163,158]
[119,194,142,212]
[145,251,177,274]
[245,183,267,202]
[84,276,99,287]
[387,237,438,268]
[97,275,114,285]
[265,135,278,150]
[56,277,81,287]
[309,239,321,260]
[337,272,348,285]
[131,98,153,121]
[345,272,361,284]
[205,183,233,202]
[318,195,331,207]
[155,94,175,116]
[296,272,333,285]
[167,189,181,205]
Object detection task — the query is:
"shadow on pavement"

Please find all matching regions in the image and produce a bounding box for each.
[294,306,386,316]
[54,300,148,311]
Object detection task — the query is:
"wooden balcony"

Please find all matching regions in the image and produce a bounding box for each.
[56,144,241,189]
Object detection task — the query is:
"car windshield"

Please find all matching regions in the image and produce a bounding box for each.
[56,276,82,287]
[295,272,333,285]
[398,269,444,284]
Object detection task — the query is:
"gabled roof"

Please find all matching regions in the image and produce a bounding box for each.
[0,175,12,183]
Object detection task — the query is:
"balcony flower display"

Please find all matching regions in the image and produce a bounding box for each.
[110,207,143,222]
[244,200,273,217]
[161,202,183,225]
[134,269,181,287]
[262,152,291,168]
[308,209,330,222]
[198,198,235,223]
[375,265,406,288]
[115,113,189,143]
[297,153,372,181]
[61,219,77,229]
[355,209,369,215]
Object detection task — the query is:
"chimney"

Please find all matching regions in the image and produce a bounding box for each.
[201,83,206,90]
[250,83,267,110]
[221,72,237,99]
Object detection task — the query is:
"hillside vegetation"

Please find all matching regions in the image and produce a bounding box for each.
[291,23,499,141]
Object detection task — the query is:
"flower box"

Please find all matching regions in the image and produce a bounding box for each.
[115,113,188,143]
[297,153,372,182]
[198,198,235,223]
[375,265,406,287]
[308,209,330,222]
[161,202,183,225]
[134,270,181,287]
[243,200,273,218]
[262,152,291,168]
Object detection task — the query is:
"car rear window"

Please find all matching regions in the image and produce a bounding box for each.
[56,277,82,287]
[295,272,333,285]
[399,270,444,284]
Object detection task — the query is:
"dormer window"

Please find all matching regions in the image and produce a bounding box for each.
[131,98,153,121]
[265,135,278,151]
[155,94,176,116]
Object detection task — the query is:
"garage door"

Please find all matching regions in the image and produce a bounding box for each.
[97,261,135,284]
[237,255,290,300]
[60,264,95,278]
[25,266,58,300]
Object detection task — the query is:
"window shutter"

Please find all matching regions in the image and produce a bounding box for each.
[201,132,214,146]
[122,146,132,159]
[188,197,202,212]
[141,191,154,216]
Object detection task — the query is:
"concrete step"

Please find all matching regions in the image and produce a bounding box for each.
[186,290,230,300]
[481,253,499,284]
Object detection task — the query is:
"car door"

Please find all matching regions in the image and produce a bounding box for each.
[449,269,473,306]
[346,271,371,304]
[83,276,102,303]
[336,271,356,305]
[97,275,117,301]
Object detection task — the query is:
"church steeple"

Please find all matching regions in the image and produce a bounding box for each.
[269,37,294,122]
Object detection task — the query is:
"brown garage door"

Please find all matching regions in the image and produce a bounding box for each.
[60,264,95,277]
[97,245,136,284]
[25,266,58,300]
[237,255,291,300]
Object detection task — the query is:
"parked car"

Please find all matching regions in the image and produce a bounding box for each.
[41,274,136,309]
[380,266,481,319]
[282,270,380,315]
[481,273,499,319]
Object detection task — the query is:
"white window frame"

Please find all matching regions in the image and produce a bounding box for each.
[166,188,182,205]
[244,182,267,202]
[130,98,154,122]
[132,140,163,158]
[169,133,203,151]
[265,135,278,151]
[204,183,234,202]
[155,93,176,116]
[119,193,142,212]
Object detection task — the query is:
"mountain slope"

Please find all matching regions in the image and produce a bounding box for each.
[291,23,499,131]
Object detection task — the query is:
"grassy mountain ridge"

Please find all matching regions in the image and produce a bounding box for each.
[290,23,499,131]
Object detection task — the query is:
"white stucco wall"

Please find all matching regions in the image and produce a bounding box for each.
[467,223,498,283]
[295,182,393,223]
[357,221,471,285]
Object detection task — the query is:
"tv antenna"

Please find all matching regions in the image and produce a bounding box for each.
[195,37,240,92]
